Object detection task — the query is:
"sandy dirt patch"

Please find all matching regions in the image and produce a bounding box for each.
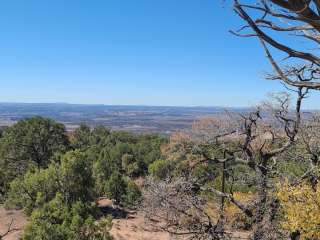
[0,202,250,240]
[0,202,170,240]
[110,211,170,240]
[0,206,26,240]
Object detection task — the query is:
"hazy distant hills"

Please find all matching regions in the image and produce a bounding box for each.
[0,103,249,133]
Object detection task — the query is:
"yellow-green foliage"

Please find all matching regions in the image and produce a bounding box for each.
[205,192,255,229]
[225,192,255,229]
[277,181,320,239]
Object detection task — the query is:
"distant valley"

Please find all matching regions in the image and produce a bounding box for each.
[0,103,248,133]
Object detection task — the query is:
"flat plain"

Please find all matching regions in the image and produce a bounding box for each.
[0,103,247,133]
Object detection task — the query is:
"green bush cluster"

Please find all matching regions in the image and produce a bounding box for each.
[0,117,165,239]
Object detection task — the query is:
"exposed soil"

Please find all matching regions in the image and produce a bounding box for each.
[0,202,250,240]
[0,206,26,240]
[98,198,170,240]
[110,211,170,240]
[0,201,170,240]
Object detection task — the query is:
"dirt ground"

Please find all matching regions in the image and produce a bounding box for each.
[0,203,170,240]
[110,211,170,240]
[0,207,26,240]
[99,199,171,240]
[0,203,250,240]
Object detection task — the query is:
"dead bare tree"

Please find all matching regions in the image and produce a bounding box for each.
[143,89,309,239]
[200,91,310,239]
[142,177,232,240]
[230,0,320,90]
[143,2,320,239]
[300,114,320,166]
[227,2,320,237]
[291,113,320,186]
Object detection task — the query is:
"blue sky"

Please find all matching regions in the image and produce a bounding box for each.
[0,0,319,108]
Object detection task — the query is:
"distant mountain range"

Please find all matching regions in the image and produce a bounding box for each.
[0,103,250,133]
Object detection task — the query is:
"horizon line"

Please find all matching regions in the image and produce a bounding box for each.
[0,101,252,109]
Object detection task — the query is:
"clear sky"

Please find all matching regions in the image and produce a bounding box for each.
[0,0,319,108]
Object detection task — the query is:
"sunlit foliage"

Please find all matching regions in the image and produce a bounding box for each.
[277,180,320,240]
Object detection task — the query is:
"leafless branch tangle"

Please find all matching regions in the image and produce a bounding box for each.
[232,0,320,89]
